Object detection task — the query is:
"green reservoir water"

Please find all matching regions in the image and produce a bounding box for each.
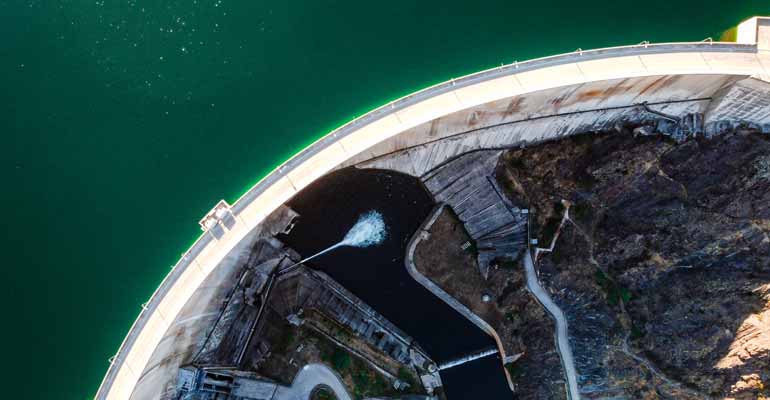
[1,1,766,398]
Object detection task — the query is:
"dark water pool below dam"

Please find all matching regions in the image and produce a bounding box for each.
[281,167,511,399]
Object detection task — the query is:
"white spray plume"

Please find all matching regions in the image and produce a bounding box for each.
[340,210,387,247]
[295,210,388,265]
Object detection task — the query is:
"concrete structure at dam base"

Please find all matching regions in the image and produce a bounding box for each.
[98,16,770,400]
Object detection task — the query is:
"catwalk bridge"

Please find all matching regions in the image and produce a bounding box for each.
[438,347,499,371]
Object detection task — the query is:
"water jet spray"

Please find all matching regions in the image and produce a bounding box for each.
[292,210,387,266]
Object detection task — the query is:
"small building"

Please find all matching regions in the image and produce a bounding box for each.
[176,366,279,400]
[199,200,233,231]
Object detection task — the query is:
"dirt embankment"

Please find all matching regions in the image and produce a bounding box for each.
[498,130,770,399]
[413,207,567,400]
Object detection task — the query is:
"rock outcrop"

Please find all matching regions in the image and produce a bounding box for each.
[498,129,770,399]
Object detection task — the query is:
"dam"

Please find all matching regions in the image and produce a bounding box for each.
[98,16,770,400]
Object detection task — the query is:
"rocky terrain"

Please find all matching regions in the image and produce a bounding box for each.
[497,129,770,399]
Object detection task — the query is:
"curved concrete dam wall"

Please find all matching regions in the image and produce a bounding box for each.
[97,17,770,400]
[346,74,770,176]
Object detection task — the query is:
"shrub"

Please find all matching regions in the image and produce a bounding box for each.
[620,287,632,303]
[594,269,632,307]
[397,367,418,388]
[311,387,337,400]
[570,201,592,223]
[331,349,350,371]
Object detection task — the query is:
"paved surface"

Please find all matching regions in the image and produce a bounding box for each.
[273,363,352,400]
[522,251,581,399]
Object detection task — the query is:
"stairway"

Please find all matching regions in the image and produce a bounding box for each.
[422,151,527,278]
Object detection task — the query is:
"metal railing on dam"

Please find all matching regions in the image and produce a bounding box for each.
[97,17,770,399]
